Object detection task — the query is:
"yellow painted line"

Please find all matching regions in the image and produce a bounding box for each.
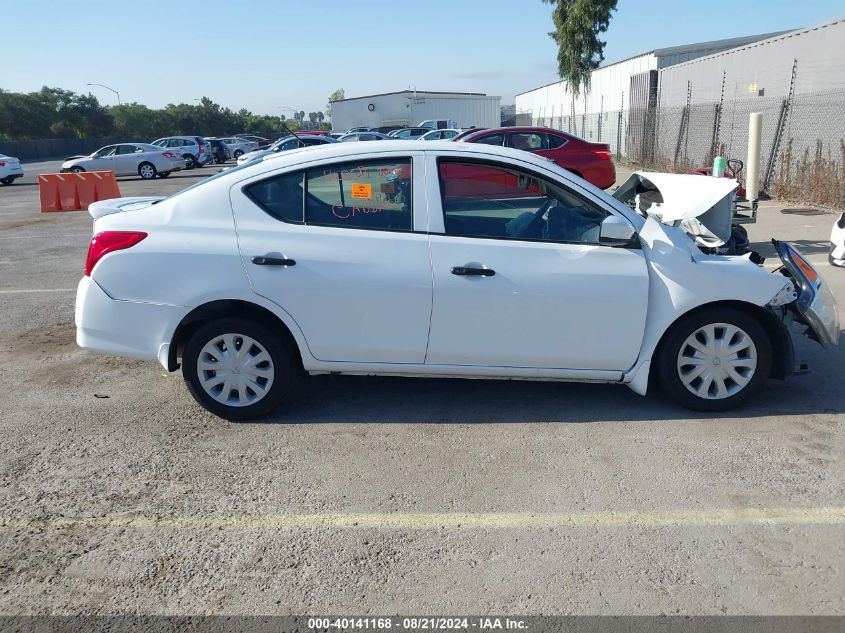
[3,508,845,530]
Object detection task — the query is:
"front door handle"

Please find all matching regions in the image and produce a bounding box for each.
[252,255,296,266]
[451,266,495,277]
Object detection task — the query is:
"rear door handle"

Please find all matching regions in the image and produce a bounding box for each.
[252,255,296,266]
[451,266,495,277]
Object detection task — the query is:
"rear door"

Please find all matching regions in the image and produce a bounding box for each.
[231,152,433,364]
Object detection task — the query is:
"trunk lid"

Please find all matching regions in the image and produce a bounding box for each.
[88,196,164,220]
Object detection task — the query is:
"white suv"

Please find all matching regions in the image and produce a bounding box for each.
[151,136,212,168]
[75,141,838,420]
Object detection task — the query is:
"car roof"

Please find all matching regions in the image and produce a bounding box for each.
[233,140,561,175]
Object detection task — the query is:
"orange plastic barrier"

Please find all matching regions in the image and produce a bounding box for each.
[38,171,122,212]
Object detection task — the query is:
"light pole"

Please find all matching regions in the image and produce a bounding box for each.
[86,83,120,105]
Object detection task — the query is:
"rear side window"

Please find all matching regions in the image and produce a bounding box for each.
[244,171,304,223]
[305,159,413,231]
[547,133,568,149]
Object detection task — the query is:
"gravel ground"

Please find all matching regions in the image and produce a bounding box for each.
[0,160,843,616]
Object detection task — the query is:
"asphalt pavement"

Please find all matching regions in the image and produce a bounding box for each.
[0,158,843,615]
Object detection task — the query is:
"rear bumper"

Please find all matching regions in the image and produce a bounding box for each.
[75,276,188,368]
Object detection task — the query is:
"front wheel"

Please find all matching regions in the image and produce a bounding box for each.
[233,149,244,159]
[182,318,301,420]
[138,162,157,180]
[656,307,772,411]
[70,166,85,174]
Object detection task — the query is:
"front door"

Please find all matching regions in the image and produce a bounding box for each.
[232,153,432,364]
[425,158,649,371]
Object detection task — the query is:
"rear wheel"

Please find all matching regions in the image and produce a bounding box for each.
[233,149,244,159]
[656,307,771,411]
[182,318,301,421]
[138,162,157,180]
[182,154,196,169]
[0,176,14,185]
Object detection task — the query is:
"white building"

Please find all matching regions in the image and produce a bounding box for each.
[514,32,785,136]
[329,90,501,132]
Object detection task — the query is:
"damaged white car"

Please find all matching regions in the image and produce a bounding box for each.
[74,141,839,420]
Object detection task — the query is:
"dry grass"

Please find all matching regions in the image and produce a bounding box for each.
[770,138,845,209]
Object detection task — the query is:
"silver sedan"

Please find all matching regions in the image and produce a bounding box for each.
[61,143,185,180]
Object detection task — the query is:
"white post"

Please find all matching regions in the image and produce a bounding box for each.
[746,112,762,201]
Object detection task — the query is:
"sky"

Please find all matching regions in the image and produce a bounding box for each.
[3,0,843,115]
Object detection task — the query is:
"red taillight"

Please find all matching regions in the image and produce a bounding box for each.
[593,150,612,160]
[162,152,176,158]
[84,231,147,276]
[195,137,204,151]
[0,162,6,167]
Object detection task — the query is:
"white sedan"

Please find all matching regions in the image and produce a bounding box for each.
[0,153,24,185]
[218,137,258,159]
[75,141,839,420]
[62,143,185,179]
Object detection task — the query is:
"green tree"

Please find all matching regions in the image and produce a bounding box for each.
[542,0,617,134]
[326,88,345,120]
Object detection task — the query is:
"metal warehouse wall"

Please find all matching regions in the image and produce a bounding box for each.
[658,19,845,107]
[515,54,657,123]
[331,93,500,131]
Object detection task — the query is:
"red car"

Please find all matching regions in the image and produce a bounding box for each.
[457,126,616,189]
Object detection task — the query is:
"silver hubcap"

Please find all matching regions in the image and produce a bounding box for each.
[197,333,274,407]
[140,165,154,178]
[677,322,757,400]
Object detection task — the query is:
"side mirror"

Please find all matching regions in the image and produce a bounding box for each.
[599,215,637,246]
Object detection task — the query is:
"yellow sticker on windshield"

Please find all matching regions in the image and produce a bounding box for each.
[351,183,372,199]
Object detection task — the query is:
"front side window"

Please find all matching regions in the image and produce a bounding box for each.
[97,146,118,157]
[471,133,504,146]
[438,160,606,244]
[305,159,413,231]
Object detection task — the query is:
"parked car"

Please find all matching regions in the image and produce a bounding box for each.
[830,211,845,267]
[327,132,345,140]
[458,126,616,189]
[75,140,838,420]
[0,153,24,185]
[151,136,213,169]
[61,143,184,179]
[419,129,460,141]
[234,134,272,148]
[419,119,459,130]
[218,137,259,160]
[391,127,429,140]
[236,134,337,165]
[206,139,231,164]
[338,131,394,142]
[346,126,372,134]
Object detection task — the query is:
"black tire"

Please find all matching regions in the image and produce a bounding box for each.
[138,162,157,180]
[0,176,14,186]
[656,307,772,411]
[182,317,301,421]
[158,171,171,178]
[233,149,244,159]
[182,154,196,169]
[70,166,85,174]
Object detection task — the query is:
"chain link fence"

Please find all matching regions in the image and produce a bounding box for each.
[518,88,845,208]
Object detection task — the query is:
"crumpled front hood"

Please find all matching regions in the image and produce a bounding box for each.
[88,196,165,219]
[614,171,739,246]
